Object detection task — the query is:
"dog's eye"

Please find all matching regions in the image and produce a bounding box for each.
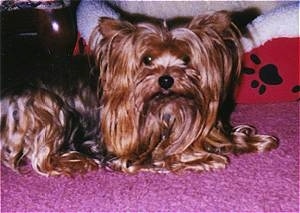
[142,55,153,66]
[182,55,190,65]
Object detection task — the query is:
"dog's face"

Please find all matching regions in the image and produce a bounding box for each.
[91,11,242,171]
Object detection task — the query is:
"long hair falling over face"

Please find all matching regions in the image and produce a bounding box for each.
[89,11,278,173]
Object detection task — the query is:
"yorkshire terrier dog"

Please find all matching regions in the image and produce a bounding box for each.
[1,11,278,176]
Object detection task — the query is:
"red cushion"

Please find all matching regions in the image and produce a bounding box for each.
[236,37,300,103]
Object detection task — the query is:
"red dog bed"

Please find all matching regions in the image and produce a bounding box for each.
[236,3,299,103]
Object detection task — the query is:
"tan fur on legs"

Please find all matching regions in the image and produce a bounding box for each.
[1,88,99,176]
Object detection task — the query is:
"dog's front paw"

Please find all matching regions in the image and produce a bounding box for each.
[48,151,101,176]
[178,152,229,172]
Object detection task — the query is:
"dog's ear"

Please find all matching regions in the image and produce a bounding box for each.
[188,11,242,103]
[89,17,136,53]
[188,11,233,35]
[98,17,135,38]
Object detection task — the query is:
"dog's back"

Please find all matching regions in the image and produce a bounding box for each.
[0,56,104,176]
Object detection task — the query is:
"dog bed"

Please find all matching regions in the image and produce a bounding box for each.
[236,2,299,103]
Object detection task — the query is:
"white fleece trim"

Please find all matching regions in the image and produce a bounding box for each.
[76,0,120,42]
[241,2,300,53]
[76,0,285,42]
[77,1,299,53]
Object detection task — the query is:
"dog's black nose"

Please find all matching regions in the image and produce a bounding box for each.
[158,75,174,89]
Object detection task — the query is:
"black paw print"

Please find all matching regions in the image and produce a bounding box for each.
[242,54,283,95]
[292,85,300,93]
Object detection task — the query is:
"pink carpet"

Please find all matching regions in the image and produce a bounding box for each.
[1,102,299,212]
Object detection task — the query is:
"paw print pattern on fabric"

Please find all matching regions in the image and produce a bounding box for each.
[242,54,283,95]
[292,85,300,93]
[236,37,299,103]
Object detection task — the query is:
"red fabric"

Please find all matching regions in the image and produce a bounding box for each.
[73,33,90,55]
[236,37,300,103]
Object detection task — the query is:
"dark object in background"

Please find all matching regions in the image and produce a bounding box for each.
[1,2,79,90]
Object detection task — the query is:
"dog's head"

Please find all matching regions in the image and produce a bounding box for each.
[90,11,242,172]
